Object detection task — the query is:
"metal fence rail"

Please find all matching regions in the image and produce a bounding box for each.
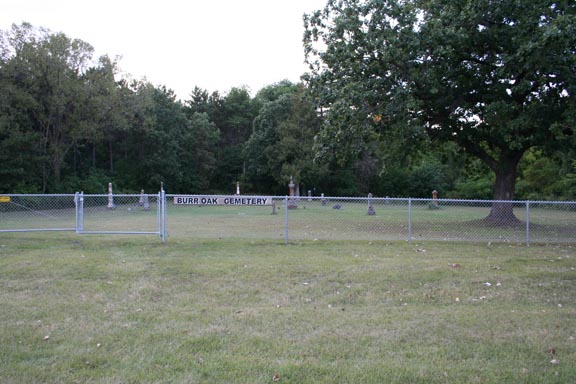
[1,193,575,244]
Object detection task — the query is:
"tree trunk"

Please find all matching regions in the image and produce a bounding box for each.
[484,151,524,226]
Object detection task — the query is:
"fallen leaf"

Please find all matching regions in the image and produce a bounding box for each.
[273,372,280,381]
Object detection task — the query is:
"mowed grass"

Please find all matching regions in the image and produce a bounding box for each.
[0,234,575,383]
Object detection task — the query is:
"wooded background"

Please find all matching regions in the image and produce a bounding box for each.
[1,0,575,204]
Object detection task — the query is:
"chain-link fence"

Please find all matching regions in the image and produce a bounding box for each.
[1,193,575,244]
[0,193,166,242]
[77,193,165,240]
[0,194,76,232]
[276,197,576,244]
[163,195,576,244]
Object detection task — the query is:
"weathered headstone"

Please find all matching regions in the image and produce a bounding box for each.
[367,193,376,215]
[107,182,115,210]
[139,189,145,206]
[432,190,439,207]
[139,189,150,211]
[288,176,298,209]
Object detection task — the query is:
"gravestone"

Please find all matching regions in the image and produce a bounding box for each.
[432,190,439,207]
[107,182,115,210]
[367,193,376,215]
[287,176,298,209]
[139,189,150,211]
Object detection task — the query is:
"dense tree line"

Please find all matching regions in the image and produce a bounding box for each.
[1,20,575,201]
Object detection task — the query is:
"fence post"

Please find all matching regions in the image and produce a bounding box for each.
[160,190,166,243]
[525,201,530,246]
[74,192,84,234]
[284,196,289,245]
[408,198,412,243]
[157,192,161,240]
[74,192,79,233]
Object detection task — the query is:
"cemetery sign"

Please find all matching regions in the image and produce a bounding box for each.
[173,195,272,206]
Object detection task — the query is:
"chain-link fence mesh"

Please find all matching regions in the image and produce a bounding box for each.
[1,194,575,244]
[0,193,164,240]
[0,194,76,232]
[80,194,162,235]
[165,196,286,241]
[164,196,576,244]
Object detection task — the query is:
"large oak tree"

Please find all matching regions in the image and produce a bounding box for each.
[304,0,575,224]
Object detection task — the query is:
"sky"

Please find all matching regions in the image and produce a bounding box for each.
[0,0,327,99]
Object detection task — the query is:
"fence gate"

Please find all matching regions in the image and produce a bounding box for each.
[75,192,166,242]
[0,192,166,242]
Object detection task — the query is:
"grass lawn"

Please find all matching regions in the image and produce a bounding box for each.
[0,234,575,383]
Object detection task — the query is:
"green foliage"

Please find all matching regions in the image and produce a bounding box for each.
[304,0,576,205]
[244,83,325,194]
[449,177,495,200]
[59,168,110,193]
[407,160,451,198]
[516,151,576,200]
[0,23,98,191]
[369,168,410,197]
[1,19,574,199]
[0,121,44,193]
[0,24,223,194]
[561,162,576,200]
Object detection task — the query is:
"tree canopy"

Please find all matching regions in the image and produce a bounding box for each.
[1,20,575,201]
[304,0,576,222]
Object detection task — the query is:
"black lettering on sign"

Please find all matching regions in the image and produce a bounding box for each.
[175,195,272,205]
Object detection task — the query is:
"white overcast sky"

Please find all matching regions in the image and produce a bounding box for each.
[0,0,327,99]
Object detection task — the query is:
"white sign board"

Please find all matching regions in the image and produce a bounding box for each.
[173,195,272,206]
